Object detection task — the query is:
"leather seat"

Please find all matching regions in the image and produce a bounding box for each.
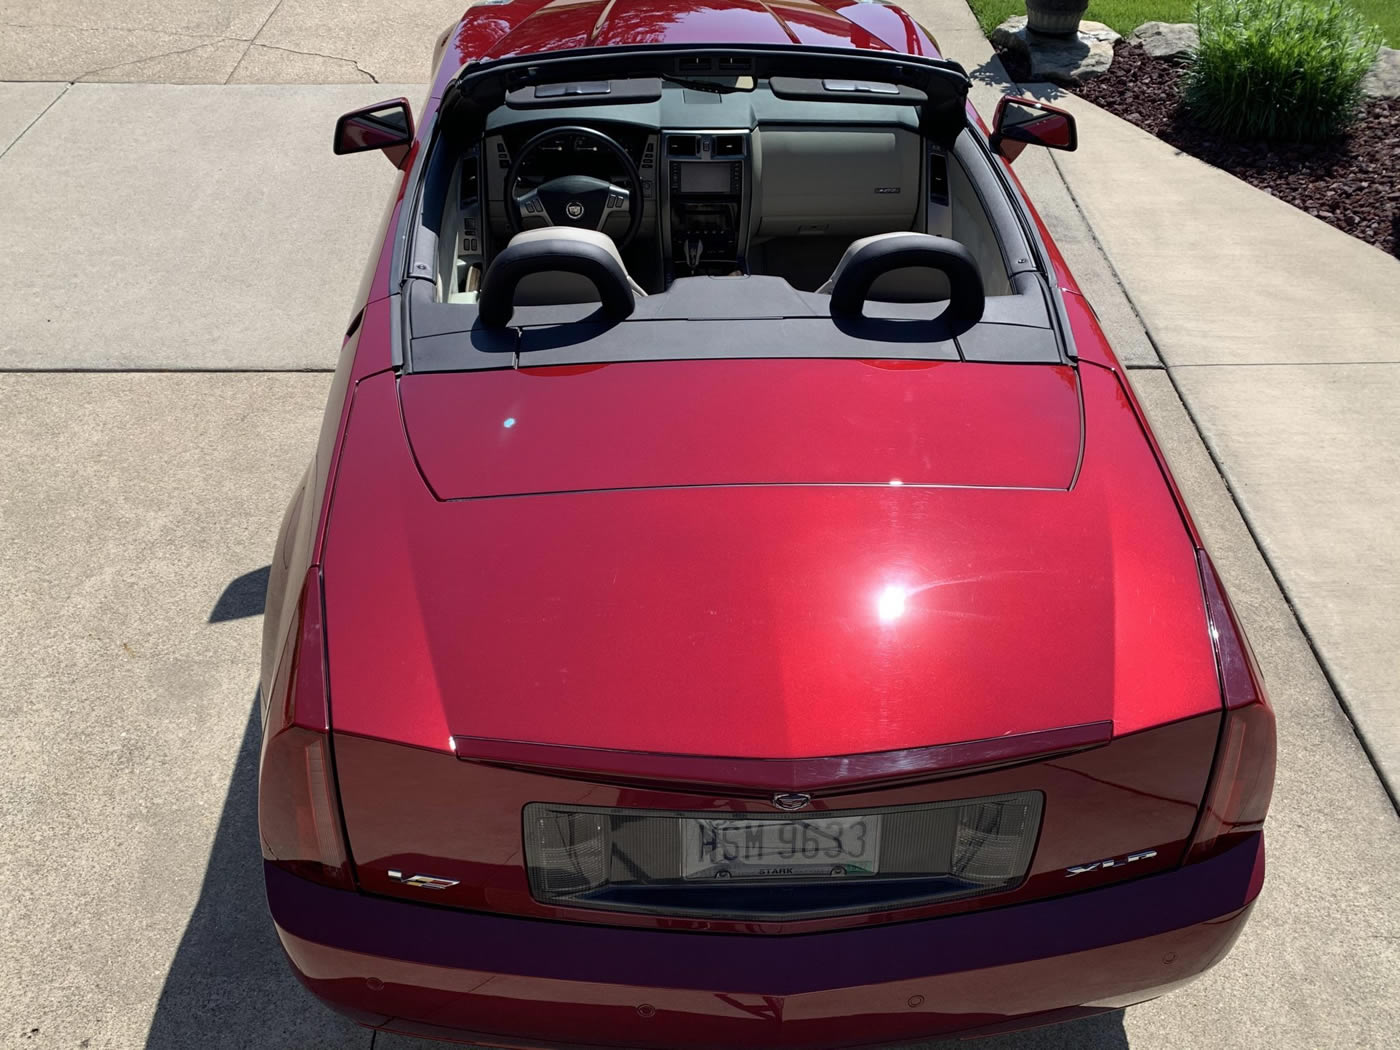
[506,228,647,306]
[816,232,952,303]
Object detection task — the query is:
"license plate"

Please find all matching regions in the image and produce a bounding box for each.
[680,815,881,880]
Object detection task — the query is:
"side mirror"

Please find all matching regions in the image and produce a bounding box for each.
[990,97,1077,163]
[334,98,414,169]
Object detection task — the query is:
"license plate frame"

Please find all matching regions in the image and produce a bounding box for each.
[680,814,882,881]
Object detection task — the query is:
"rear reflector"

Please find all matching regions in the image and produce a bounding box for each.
[524,793,1042,921]
[1188,553,1276,864]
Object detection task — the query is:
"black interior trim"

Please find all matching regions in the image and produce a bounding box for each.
[950,129,1034,279]
[409,273,1061,371]
[441,45,970,144]
[392,101,440,370]
[516,317,960,364]
[964,124,1080,360]
[407,314,1069,373]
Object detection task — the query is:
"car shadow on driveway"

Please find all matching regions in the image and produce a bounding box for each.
[143,693,368,1050]
[144,575,1129,1050]
[208,565,271,623]
[932,1011,1128,1049]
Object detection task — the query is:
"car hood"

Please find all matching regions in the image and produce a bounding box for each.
[322,366,1220,758]
[476,0,901,60]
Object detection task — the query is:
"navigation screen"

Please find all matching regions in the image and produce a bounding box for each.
[680,162,730,194]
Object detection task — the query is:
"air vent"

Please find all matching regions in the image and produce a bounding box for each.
[714,135,744,157]
[677,55,713,73]
[667,135,699,157]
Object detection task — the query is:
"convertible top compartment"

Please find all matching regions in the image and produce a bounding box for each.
[397,358,1083,499]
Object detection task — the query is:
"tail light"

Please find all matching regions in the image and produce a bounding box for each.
[1187,552,1276,864]
[258,568,353,889]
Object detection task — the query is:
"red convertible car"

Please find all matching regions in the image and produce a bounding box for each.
[258,1,1276,1045]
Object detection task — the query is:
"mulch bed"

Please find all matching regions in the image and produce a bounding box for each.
[998,42,1400,258]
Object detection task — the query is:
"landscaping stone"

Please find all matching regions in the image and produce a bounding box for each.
[1363,47,1400,99]
[990,15,1119,85]
[1129,21,1199,60]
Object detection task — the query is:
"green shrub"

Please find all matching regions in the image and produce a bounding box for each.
[1186,0,1382,141]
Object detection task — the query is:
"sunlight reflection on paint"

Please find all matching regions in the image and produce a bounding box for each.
[876,585,908,624]
[503,417,516,428]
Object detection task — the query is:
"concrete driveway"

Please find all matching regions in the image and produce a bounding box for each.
[0,0,468,83]
[1,2,1397,1048]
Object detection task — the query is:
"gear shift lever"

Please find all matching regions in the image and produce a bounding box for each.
[684,237,704,271]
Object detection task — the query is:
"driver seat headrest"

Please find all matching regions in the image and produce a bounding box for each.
[817,231,985,325]
[479,228,646,326]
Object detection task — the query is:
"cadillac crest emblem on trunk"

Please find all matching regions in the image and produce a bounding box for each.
[388,869,460,890]
[771,792,812,811]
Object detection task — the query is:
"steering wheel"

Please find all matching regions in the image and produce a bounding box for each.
[504,126,643,249]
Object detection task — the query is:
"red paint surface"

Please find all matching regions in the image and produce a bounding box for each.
[423,0,942,96]
[324,362,1216,759]
[813,0,939,54]
[426,0,941,103]
[400,360,1081,498]
[464,0,898,60]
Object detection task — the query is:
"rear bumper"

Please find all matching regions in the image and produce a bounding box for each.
[267,834,1265,1048]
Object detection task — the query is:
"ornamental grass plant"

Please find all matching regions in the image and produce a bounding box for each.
[1186,0,1382,141]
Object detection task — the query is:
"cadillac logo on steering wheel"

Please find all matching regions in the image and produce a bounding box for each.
[565,200,585,220]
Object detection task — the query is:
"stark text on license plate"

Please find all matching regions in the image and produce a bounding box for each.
[681,815,882,880]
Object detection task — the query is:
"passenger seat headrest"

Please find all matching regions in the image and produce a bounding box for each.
[827,232,984,325]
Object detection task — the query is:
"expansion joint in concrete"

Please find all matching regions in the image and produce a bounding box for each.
[226,0,288,84]
[0,81,68,161]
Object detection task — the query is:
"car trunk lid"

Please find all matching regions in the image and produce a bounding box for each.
[329,364,1211,758]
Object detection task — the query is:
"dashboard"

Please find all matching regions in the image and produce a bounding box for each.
[445,82,952,299]
[479,122,765,280]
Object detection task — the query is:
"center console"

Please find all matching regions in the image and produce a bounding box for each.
[662,132,750,277]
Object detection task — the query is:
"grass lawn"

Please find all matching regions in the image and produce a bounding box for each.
[965,0,1397,42]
